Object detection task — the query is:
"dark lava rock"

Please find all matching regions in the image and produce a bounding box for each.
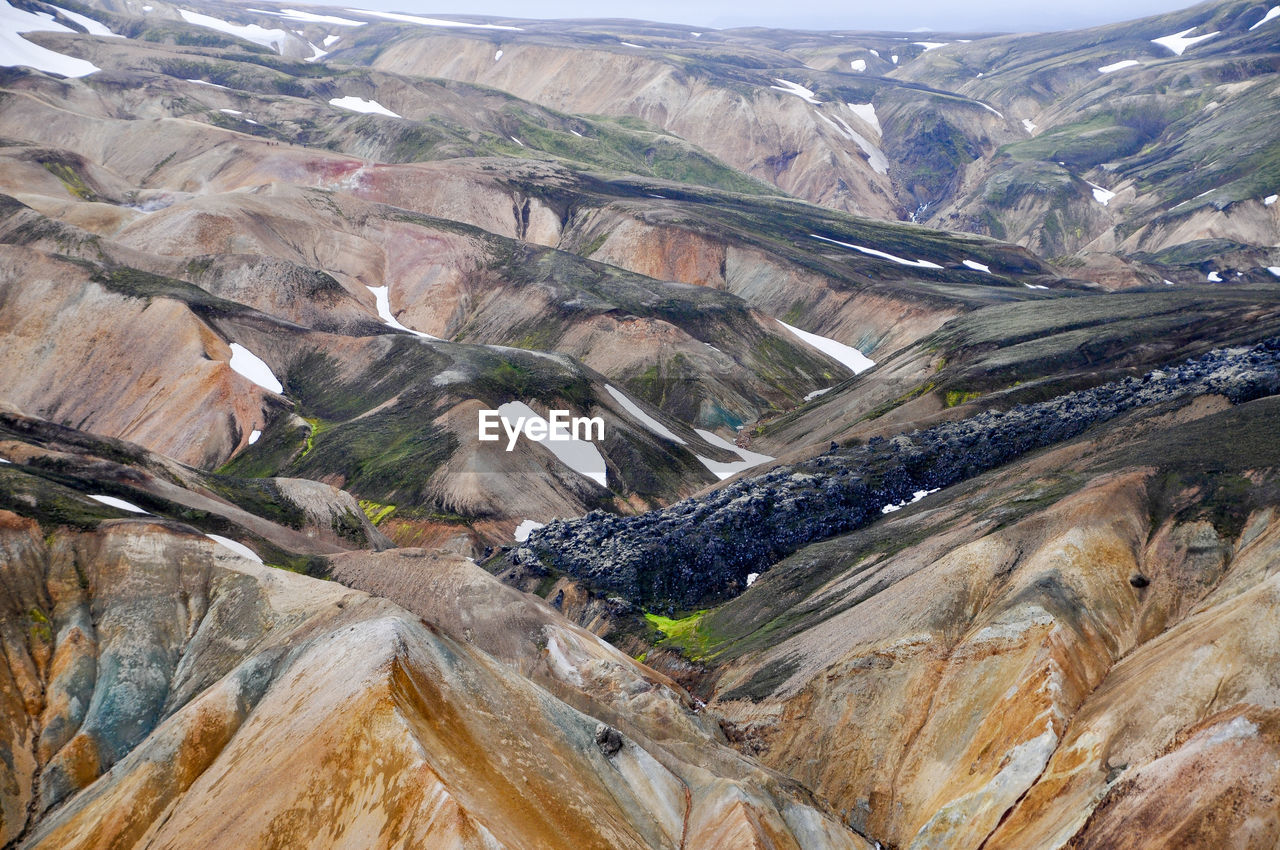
[595,723,624,757]
[520,338,1280,611]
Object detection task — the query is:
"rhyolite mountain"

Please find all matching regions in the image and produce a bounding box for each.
[0,0,1278,846]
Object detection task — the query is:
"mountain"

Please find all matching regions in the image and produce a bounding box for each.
[0,0,1278,846]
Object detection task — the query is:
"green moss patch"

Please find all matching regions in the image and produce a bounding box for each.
[644,609,721,659]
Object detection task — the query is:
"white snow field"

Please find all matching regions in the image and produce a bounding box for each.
[366,285,437,338]
[228,343,284,394]
[1251,6,1279,29]
[693,429,774,480]
[50,4,118,36]
[496,401,607,487]
[1152,27,1219,55]
[249,8,366,25]
[1098,59,1140,73]
[206,534,263,563]
[605,385,685,444]
[777,319,875,374]
[771,78,821,104]
[810,233,943,270]
[329,95,401,117]
[1,0,100,76]
[1087,181,1116,206]
[179,9,289,51]
[346,9,522,30]
[847,103,881,135]
[514,519,545,542]
[89,494,149,513]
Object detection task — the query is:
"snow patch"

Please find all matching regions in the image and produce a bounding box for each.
[0,0,100,77]
[346,9,522,30]
[813,111,887,173]
[1265,194,1277,205]
[619,40,644,48]
[206,534,263,563]
[514,519,545,542]
[187,78,227,88]
[1268,267,1280,277]
[846,127,886,172]
[494,48,502,60]
[1250,6,1279,29]
[329,95,400,117]
[694,428,774,480]
[497,401,607,487]
[804,387,833,402]
[777,319,875,374]
[248,429,261,445]
[606,385,684,444]
[179,9,290,52]
[1024,283,1049,290]
[1022,118,1036,133]
[810,233,943,270]
[1207,271,1222,282]
[89,494,148,513]
[366,285,436,339]
[229,343,283,394]
[847,102,880,135]
[219,108,260,125]
[1098,59,1139,73]
[323,33,340,46]
[1087,181,1116,206]
[1152,27,1219,56]
[509,135,524,146]
[3,1,72,35]
[249,7,366,25]
[51,4,119,36]
[891,54,898,63]
[849,58,865,72]
[746,572,760,586]
[771,78,821,104]
[963,259,991,274]
[881,488,938,515]
[913,41,947,50]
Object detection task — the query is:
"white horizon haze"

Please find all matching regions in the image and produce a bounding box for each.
[305,0,1206,32]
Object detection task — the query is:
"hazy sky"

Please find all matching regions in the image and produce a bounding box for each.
[326,0,1200,31]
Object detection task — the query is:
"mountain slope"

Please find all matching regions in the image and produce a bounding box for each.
[0,503,864,848]
[1,0,1279,847]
